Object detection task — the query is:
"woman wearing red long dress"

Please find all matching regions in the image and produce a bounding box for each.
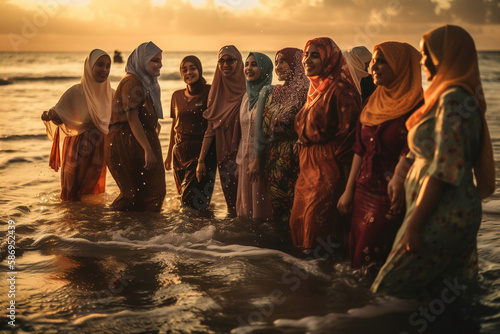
[337,42,424,273]
[196,45,246,217]
[165,55,216,211]
[41,49,113,201]
[290,37,361,251]
[106,41,166,212]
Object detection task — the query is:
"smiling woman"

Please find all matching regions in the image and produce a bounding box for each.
[165,55,216,211]
[41,48,113,201]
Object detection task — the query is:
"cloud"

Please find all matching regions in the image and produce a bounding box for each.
[0,0,498,51]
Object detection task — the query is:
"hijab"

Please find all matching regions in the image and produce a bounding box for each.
[51,49,113,137]
[360,42,424,126]
[273,47,309,105]
[342,46,372,94]
[180,55,207,96]
[406,24,495,199]
[46,49,113,171]
[203,45,246,130]
[125,41,163,119]
[303,37,357,107]
[245,52,273,110]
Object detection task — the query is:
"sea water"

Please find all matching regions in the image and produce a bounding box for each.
[0,50,499,333]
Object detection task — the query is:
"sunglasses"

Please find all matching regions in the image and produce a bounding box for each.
[218,57,236,65]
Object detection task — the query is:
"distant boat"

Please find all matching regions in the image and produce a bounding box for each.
[0,77,13,85]
[113,50,123,63]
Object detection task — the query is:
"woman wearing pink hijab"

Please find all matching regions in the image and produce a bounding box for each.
[196,45,246,217]
[41,49,113,201]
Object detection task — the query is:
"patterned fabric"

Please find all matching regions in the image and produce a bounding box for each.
[262,89,305,227]
[371,87,482,297]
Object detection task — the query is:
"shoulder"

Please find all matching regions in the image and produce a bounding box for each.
[438,86,472,107]
[172,89,185,99]
[119,74,143,90]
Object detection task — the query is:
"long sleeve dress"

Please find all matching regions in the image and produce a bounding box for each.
[371,87,483,296]
[105,74,166,212]
[350,111,415,269]
[290,83,361,249]
[261,87,306,229]
[170,85,216,210]
[236,93,273,219]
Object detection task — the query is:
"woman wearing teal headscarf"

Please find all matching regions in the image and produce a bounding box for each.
[236,52,274,220]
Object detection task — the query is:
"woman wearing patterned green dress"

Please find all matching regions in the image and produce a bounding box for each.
[371,25,495,297]
[250,48,308,235]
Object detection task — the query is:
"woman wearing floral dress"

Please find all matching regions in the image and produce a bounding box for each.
[371,25,495,297]
[251,48,308,233]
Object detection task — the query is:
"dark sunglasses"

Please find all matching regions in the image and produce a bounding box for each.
[218,57,236,65]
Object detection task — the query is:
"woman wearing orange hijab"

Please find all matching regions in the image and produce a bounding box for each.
[290,37,361,251]
[338,42,424,273]
[371,25,495,296]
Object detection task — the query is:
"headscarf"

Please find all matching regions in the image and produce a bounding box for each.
[50,49,113,137]
[360,42,424,126]
[245,52,273,110]
[303,37,357,107]
[406,24,495,199]
[342,46,372,94]
[273,47,309,105]
[180,55,207,96]
[46,49,113,171]
[203,45,246,130]
[125,41,163,119]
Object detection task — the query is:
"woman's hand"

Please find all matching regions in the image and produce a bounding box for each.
[196,161,206,182]
[388,177,405,213]
[164,154,172,171]
[41,108,63,125]
[337,190,353,215]
[400,224,421,253]
[41,110,51,122]
[248,157,261,183]
[144,149,157,170]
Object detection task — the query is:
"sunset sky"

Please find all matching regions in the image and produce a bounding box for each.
[1,0,499,53]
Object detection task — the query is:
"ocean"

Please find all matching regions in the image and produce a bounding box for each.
[0,50,499,334]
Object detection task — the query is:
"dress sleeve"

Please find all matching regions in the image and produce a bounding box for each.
[352,120,365,157]
[121,76,144,112]
[170,92,177,119]
[426,90,466,186]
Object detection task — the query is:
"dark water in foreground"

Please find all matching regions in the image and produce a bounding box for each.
[1,51,500,333]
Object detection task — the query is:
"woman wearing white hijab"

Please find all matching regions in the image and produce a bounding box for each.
[343,46,376,103]
[105,41,166,212]
[42,49,113,201]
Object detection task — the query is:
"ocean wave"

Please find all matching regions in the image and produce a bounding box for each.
[8,75,81,82]
[0,134,47,141]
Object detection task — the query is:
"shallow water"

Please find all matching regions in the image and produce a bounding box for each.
[1,51,500,334]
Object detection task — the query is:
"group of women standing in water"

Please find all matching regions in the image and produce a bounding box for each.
[42,24,495,298]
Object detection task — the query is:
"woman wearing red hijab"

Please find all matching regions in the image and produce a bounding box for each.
[290,37,361,251]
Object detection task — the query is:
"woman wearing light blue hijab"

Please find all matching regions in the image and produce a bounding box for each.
[235,52,274,220]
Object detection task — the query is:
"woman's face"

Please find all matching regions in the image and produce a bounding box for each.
[302,44,323,77]
[244,54,261,82]
[371,49,395,86]
[275,53,292,81]
[181,61,200,85]
[218,54,238,77]
[420,39,437,82]
[148,52,162,77]
[92,55,111,83]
